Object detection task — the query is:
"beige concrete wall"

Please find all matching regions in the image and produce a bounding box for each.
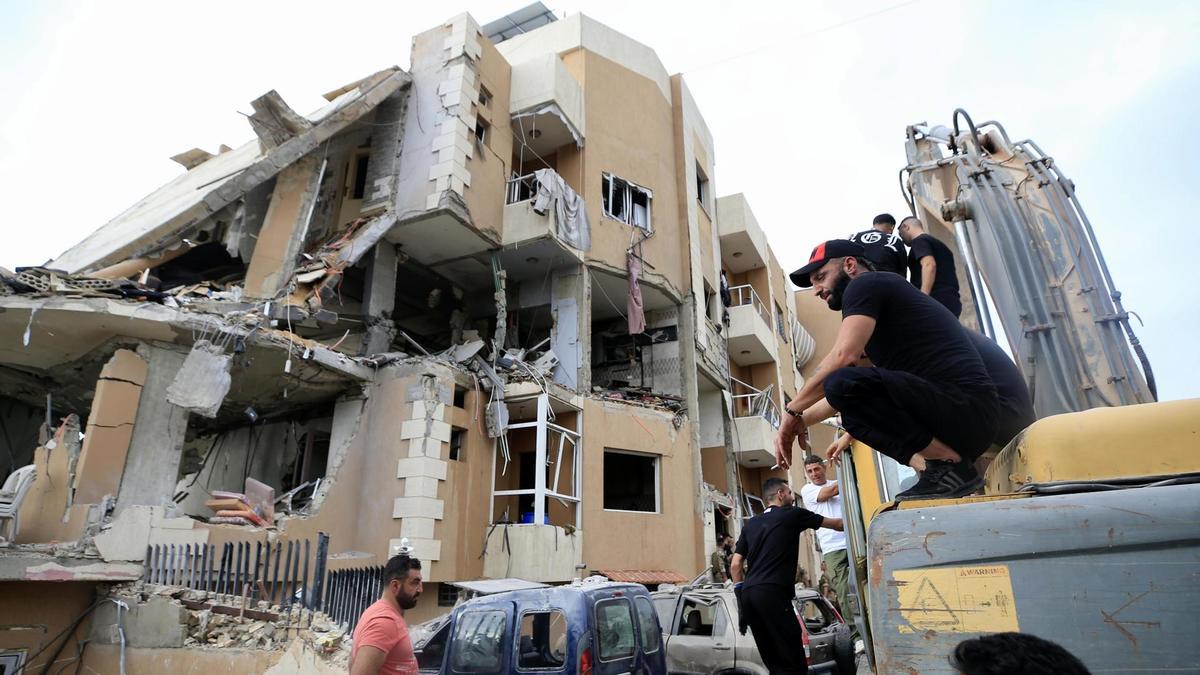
[0,581,96,672]
[463,33,513,238]
[568,50,688,298]
[580,398,702,578]
[82,643,281,674]
[701,446,728,493]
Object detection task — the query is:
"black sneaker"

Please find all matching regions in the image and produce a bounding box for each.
[895,460,983,500]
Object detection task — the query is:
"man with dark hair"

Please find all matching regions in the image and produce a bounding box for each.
[898,216,962,317]
[799,455,859,647]
[350,553,424,675]
[731,477,842,674]
[966,330,1035,448]
[777,239,1000,499]
[849,213,908,277]
[950,632,1091,674]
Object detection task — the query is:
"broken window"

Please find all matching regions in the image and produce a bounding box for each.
[696,163,710,211]
[675,596,727,637]
[595,599,636,660]
[517,610,567,669]
[591,306,683,407]
[449,429,464,461]
[602,173,652,233]
[775,301,788,342]
[603,450,658,513]
[451,610,506,672]
[475,119,489,148]
[478,85,492,108]
[351,153,370,200]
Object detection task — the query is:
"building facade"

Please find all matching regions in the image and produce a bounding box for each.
[0,6,824,669]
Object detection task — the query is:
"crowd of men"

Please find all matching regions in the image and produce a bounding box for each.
[348,213,1059,675]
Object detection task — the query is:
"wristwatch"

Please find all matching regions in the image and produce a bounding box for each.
[785,407,804,422]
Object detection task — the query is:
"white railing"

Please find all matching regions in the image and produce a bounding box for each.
[506,173,538,205]
[728,284,772,326]
[730,377,781,429]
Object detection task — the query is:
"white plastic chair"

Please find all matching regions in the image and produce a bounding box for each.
[0,465,37,542]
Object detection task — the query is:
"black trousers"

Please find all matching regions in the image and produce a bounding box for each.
[824,367,999,465]
[743,584,807,675]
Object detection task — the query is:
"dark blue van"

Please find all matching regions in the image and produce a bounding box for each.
[415,581,667,675]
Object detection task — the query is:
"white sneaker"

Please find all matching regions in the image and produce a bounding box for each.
[854,639,865,654]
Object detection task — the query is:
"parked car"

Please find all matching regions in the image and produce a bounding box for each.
[650,584,855,674]
[414,580,667,674]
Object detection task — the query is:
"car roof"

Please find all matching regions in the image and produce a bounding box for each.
[652,585,823,600]
[454,581,649,613]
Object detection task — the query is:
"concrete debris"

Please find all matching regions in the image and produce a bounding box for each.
[167,339,233,418]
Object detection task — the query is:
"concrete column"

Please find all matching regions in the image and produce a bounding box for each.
[678,294,709,569]
[244,153,326,300]
[550,267,587,391]
[363,242,399,319]
[116,346,189,515]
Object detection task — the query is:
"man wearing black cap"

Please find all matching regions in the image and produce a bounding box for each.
[848,213,907,278]
[776,240,999,499]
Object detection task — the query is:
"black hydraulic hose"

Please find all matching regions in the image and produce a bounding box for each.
[898,167,916,215]
[952,108,983,155]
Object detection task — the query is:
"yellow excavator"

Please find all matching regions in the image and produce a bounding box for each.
[835,111,1199,674]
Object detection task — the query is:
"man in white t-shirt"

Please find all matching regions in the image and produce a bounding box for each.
[800,454,860,645]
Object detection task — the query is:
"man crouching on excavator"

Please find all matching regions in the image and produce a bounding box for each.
[776,240,1000,500]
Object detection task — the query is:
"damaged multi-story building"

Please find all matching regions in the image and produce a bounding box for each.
[0,4,827,671]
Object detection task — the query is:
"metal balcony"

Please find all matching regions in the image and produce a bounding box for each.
[726,284,778,366]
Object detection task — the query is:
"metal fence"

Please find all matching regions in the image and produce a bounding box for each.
[142,533,403,632]
[322,565,386,632]
[144,533,329,610]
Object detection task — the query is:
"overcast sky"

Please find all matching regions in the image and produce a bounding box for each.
[2,0,1196,401]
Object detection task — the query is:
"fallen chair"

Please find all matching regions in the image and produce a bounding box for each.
[0,465,37,542]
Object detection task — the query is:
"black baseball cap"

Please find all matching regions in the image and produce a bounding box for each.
[789,239,865,288]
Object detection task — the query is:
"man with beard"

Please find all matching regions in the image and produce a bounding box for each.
[350,553,423,674]
[776,240,999,500]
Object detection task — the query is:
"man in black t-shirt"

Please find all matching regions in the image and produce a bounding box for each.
[966,329,1036,448]
[731,477,842,675]
[776,239,1000,499]
[899,216,962,317]
[848,212,908,277]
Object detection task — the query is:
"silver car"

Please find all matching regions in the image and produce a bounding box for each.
[650,584,855,674]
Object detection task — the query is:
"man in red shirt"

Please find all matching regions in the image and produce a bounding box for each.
[350,553,424,674]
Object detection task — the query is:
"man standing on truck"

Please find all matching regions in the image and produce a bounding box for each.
[898,216,963,317]
[849,213,908,277]
[350,553,423,675]
[731,477,843,675]
[800,456,861,648]
[776,239,999,499]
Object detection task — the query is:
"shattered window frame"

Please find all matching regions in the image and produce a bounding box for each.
[602,173,653,233]
[438,583,460,607]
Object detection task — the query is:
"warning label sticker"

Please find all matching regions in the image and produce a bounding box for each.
[894,565,1019,634]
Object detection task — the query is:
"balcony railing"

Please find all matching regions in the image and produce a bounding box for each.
[728,284,771,326]
[730,377,781,429]
[506,172,538,205]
